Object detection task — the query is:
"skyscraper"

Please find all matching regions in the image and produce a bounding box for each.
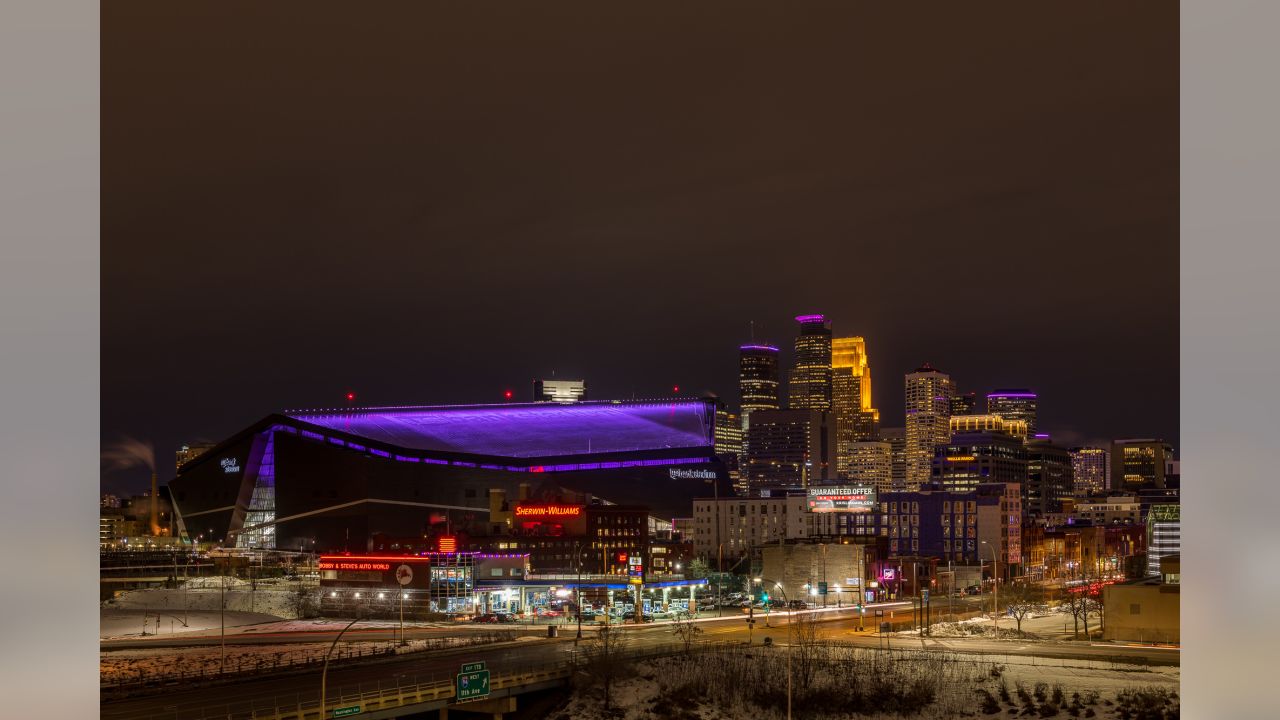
[1111,439,1175,490]
[846,441,893,493]
[788,314,832,411]
[1026,438,1074,518]
[831,336,881,478]
[880,426,907,490]
[744,409,836,488]
[950,392,977,417]
[987,389,1038,435]
[1069,447,1110,495]
[738,343,781,423]
[905,364,953,488]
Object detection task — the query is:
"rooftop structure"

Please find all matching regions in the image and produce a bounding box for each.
[284,399,714,459]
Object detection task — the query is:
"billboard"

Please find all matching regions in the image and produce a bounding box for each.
[807,486,876,513]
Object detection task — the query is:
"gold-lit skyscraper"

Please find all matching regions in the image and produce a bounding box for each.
[832,336,880,477]
[788,314,832,411]
[904,363,953,488]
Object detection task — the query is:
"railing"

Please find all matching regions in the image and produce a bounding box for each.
[102,632,526,698]
[123,637,742,720]
[128,665,574,720]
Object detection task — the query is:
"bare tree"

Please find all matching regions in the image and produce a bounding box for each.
[790,610,823,693]
[670,610,703,655]
[579,624,632,710]
[1003,582,1046,633]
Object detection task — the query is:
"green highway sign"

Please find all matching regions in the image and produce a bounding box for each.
[332,706,362,718]
[818,581,828,595]
[461,661,487,673]
[456,669,491,701]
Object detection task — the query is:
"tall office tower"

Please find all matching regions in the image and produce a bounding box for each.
[950,392,977,417]
[932,430,1028,494]
[832,336,881,477]
[1025,438,1074,518]
[880,427,907,489]
[1069,447,1110,495]
[905,364,953,488]
[846,441,893,493]
[533,378,587,403]
[744,409,836,488]
[176,442,216,469]
[739,343,781,422]
[1111,439,1175,490]
[788,314,832,411]
[987,389,1038,435]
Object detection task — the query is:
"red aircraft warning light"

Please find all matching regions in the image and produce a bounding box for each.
[504,390,513,400]
[346,392,356,401]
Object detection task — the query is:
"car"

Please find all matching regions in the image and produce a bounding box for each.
[471,613,500,623]
[787,600,809,610]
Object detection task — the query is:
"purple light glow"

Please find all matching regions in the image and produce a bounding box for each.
[987,393,1037,399]
[286,400,713,458]
[794,314,826,323]
[739,344,780,352]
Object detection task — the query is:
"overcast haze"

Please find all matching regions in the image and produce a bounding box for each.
[102,2,1178,494]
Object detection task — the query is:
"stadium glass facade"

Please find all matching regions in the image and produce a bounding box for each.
[169,400,731,552]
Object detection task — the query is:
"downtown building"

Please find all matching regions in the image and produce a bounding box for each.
[690,491,809,562]
[533,378,586,403]
[788,315,833,411]
[743,409,836,488]
[168,399,734,552]
[904,364,954,488]
[931,426,1028,493]
[832,336,880,478]
[879,426,908,490]
[1111,439,1176,490]
[986,389,1038,435]
[1070,447,1110,495]
[1025,438,1075,519]
[874,482,1022,581]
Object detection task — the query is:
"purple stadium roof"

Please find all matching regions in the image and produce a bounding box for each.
[283,400,714,458]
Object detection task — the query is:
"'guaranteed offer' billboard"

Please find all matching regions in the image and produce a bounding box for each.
[807,486,876,513]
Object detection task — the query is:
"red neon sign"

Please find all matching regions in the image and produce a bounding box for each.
[514,504,583,518]
[438,536,458,553]
[318,561,392,571]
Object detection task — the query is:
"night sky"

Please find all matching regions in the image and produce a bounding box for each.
[102,2,1178,494]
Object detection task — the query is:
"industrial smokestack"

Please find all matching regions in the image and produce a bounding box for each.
[149,471,160,536]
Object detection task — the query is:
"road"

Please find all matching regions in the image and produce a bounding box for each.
[102,605,1178,720]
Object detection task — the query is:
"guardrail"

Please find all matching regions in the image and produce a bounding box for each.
[127,664,572,720]
[124,637,742,720]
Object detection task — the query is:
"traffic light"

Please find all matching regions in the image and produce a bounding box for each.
[762,592,769,603]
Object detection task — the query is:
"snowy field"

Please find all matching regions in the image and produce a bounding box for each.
[549,647,1179,719]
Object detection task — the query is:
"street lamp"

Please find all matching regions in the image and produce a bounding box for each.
[320,608,368,718]
[981,541,999,634]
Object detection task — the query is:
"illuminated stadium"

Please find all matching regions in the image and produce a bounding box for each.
[168,399,730,552]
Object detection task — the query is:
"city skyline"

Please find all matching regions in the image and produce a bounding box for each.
[100,320,1174,494]
[101,2,1177,494]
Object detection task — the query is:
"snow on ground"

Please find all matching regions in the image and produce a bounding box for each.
[101,632,527,685]
[104,577,305,619]
[546,651,1179,720]
[101,609,282,639]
